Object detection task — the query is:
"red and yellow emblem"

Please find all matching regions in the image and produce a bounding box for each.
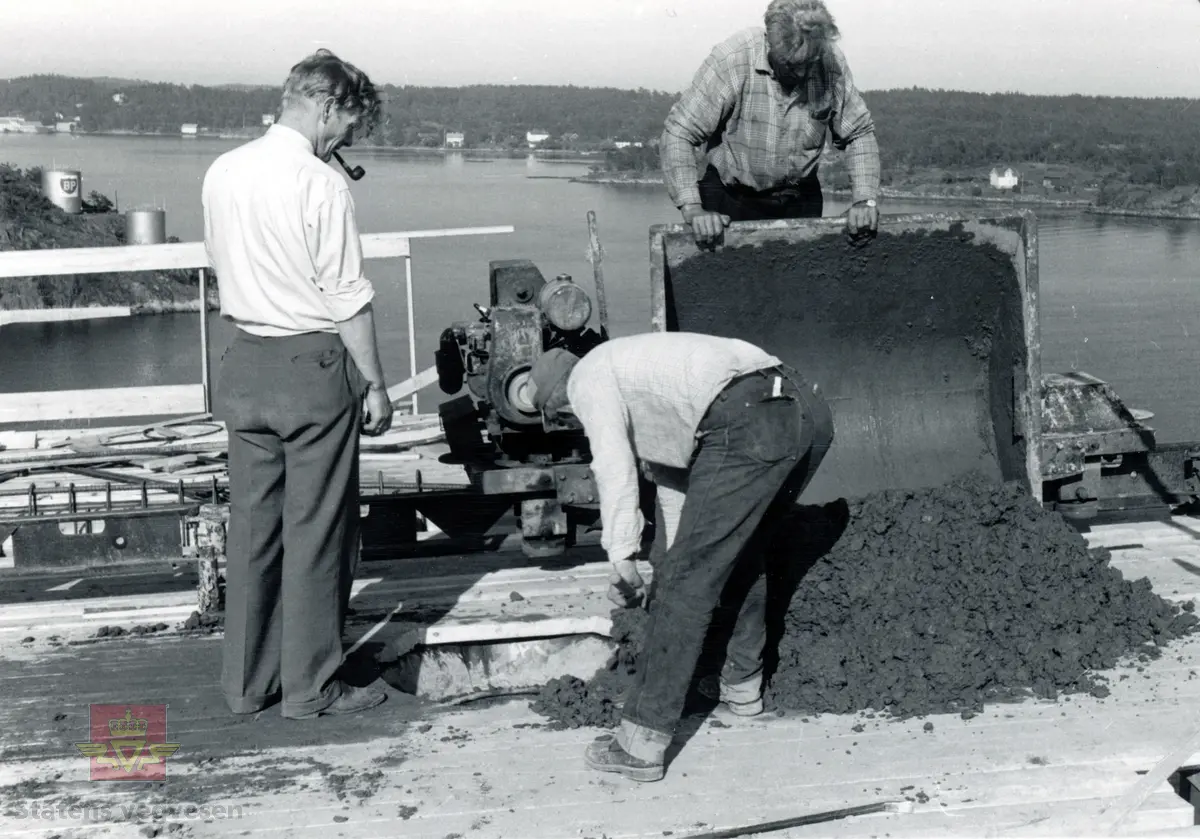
[74,705,180,781]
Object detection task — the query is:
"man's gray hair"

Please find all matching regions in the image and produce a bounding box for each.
[764,0,841,65]
[281,49,381,134]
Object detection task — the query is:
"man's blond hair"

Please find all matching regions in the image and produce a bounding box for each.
[281,49,381,135]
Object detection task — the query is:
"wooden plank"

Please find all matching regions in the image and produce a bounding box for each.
[1110,561,1200,599]
[0,305,131,325]
[1086,519,1200,544]
[391,615,613,657]
[0,241,205,278]
[0,228,513,279]
[65,412,217,452]
[386,365,439,406]
[144,453,205,473]
[0,419,447,468]
[6,699,1194,839]
[398,225,515,240]
[0,554,617,659]
[1101,723,1200,834]
[0,384,206,425]
[0,431,37,451]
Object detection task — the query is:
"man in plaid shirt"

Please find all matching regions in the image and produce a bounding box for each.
[529,333,834,781]
[661,0,881,244]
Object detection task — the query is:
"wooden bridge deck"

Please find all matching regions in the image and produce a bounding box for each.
[4,514,1200,839]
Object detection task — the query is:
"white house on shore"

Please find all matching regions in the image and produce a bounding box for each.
[989,166,1020,190]
[0,117,46,134]
[181,123,199,137]
[445,131,464,148]
[526,129,550,147]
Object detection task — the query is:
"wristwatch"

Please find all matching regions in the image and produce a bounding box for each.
[854,199,877,208]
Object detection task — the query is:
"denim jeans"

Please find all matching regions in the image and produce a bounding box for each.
[618,366,834,762]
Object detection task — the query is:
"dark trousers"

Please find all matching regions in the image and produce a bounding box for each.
[698,164,824,221]
[215,329,365,717]
[621,366,833,751]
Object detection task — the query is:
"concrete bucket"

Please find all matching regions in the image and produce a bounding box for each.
[649,213,1042,503]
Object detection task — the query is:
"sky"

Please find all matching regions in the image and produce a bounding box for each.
[2,0,1200,98]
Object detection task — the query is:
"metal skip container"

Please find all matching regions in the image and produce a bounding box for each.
[649,212,1042,505]
[125,209,167,245]
[41,169,83,214]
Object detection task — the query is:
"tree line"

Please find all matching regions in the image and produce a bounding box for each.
[0,75,676,148]
[867,87,1200,188]
[4,75,1200,187]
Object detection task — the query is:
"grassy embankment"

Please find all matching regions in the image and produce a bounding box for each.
[0,164,218,313]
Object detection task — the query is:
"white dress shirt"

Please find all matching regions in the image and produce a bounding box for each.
[202,124,375,336]
[566,332,781,564]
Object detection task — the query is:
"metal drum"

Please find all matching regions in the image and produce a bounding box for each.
[41,169,82,214]
[125,209,167,245]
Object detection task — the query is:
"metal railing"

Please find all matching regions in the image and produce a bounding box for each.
[0,226,514,424]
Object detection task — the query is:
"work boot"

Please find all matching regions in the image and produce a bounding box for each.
[584,734,665,782]
[284,684,386,720]
[698,674,763,717]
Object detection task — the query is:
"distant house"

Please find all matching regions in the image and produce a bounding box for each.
[613,140,632,149]
[112,92,126,105]
[526,129,550,147]
[445,131,464,148]
[1040,165,1070,191]
[0,116,45,134]
[181,123,199,137]
[989,166,1020,190]
[54,121,76,134]
[261,114,275,127]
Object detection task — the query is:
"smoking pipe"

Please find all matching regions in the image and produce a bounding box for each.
[332,150,365,181]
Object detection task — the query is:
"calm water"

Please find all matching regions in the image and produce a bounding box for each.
[3,134,1200,442]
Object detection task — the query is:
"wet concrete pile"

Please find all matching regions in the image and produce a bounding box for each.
[764,474,1198,717]
[532,474,1199,727]
[531,607,646,728]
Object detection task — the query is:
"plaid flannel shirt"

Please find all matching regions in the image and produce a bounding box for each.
[661,27,881,208]
[566,332,781,565]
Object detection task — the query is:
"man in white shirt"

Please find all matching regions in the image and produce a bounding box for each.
[530,332,834,780]
[202,49,392,720]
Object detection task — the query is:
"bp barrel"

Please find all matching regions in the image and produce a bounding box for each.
[41,169,83,214]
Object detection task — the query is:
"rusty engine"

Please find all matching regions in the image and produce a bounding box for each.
[434,259,608,557]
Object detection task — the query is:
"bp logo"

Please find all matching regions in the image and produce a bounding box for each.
[60,177,79,195]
